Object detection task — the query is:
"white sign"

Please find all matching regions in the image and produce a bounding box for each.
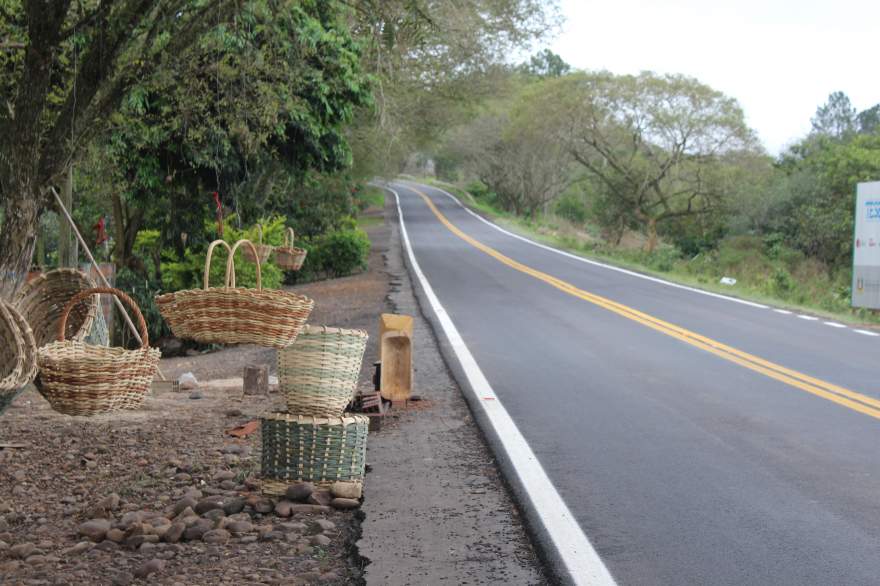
[852,181,880,308]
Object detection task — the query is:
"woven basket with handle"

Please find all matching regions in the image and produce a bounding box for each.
[274,227,307,271]
[13,268,98,348]
[36,287,161,416]
[155,239,314,348]
[240,223,273,264]
[260,412,368,497]
[278,325,368,417]
[0,301,38,415]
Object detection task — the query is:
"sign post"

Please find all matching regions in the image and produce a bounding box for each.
[852,181,880,308]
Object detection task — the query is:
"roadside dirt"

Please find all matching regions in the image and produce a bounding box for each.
[0,201,547,585]
[0,217,389,586]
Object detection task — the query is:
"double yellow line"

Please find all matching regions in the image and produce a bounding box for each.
[410,186,880,422]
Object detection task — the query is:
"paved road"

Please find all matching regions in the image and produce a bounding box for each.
[389,180,880,586]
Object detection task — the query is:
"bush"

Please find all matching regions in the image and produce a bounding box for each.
[287,227,370,283]
[314,228,370,277]
[466,180,500,207]
[555,193,587,224]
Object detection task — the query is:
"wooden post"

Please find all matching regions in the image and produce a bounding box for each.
[379,313,413,403]
[58,166,76,268]
[243,365,269,395]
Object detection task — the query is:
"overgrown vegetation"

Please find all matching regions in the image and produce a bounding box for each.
[433,177,875,323]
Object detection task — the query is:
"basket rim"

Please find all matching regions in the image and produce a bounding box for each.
[298,324,368,337]
[261,412,368,425]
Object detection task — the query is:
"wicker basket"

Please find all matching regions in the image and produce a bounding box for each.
[275,227,307,271]
[36,287,161,416]
[261,413,368,496]
[240,223,273,264]
[13,268,98,348]
[278,325,368,417]
[0,301,38,415]
[155,239,314,348]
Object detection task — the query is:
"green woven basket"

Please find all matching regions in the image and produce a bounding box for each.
[261,413,368,495]
[278,325,368,417]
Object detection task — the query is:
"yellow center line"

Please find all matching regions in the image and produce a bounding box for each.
[409,186,880,421]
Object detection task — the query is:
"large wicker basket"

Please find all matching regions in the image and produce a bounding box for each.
[240,223,273,265]
[155,239,314,349]
[0,301,38,415]
[36,287,161,416]
[275,227,307,271]
[13,268,98,347]
[261,413,368,497]
[278,325,368,417]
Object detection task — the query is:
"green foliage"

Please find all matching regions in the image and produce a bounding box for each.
[159,214,284,293]
[354,185,385,211]
[115,267,171,346]
[519,49,571,78]
[290,227,370,282]
[554,193,587,224]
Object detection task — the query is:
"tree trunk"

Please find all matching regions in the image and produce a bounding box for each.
[0,190,41,301]
[645,217,658,253]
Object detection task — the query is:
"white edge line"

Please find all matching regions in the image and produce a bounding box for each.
[824,322,847,328]
[403,180,769,310]
[388,185,617,586]
[855,329,880,337]
[773,309,793,315]
[797,315,819,321]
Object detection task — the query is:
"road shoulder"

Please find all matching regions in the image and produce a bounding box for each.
[357,192,546,585]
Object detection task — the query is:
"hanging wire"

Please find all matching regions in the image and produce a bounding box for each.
[210,0,227,236]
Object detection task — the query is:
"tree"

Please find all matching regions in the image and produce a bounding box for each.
[857,104,880,135]
[520,49,570,78]
[547,71,757,251]
[776,133,880,268]
[0,0,244,299]
[811,91,857,139]
[444,79,572,217]
[0,0,368,300]
[343,0,560,176]
[101,2,370,272]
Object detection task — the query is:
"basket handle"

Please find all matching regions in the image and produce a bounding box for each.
[203,239,236,290]
[283,227,295,248]
[58,287,151,348]
[227,239,262,291]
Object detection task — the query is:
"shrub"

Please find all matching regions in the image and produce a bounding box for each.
[313,228,370,277]
[555,193,587,224]
[287,227,370,283]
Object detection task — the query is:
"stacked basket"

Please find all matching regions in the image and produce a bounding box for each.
[0,301,38,416]
[262,325,369,498]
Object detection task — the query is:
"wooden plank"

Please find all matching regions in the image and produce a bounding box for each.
[379,313,413,402]
[243,365,269,395]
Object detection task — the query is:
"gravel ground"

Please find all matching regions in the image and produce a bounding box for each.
[0,215,388,586]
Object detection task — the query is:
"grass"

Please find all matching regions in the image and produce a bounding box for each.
[418,177,880,326]
[355,185,386,229]
[357,185,385,210]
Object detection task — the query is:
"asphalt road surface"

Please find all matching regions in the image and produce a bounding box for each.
[389,180,880,586]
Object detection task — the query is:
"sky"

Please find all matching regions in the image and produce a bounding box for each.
[550,0,880,154]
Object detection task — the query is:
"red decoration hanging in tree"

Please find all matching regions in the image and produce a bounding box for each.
[93,217,108,245]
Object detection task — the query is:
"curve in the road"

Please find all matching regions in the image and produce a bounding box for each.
[406,183,880,423]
